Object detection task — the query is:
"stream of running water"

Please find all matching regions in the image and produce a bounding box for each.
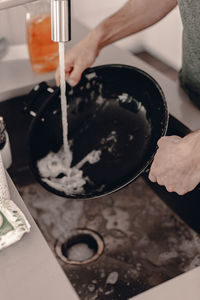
[58,42,72,168]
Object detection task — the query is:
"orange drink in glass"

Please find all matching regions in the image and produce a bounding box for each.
[27,14,58,73]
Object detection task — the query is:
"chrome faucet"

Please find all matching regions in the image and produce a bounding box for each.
[51,0,71,42]
[0,0,71,42]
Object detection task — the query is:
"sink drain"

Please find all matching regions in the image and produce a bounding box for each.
[55,229,104,265]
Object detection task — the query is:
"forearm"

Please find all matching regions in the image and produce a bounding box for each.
[89,0,177,51]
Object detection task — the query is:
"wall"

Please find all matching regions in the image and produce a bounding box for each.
[141,7,183,70]
[72,0,144,52]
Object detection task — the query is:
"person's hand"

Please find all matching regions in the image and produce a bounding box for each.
[55,32,100,87]
[149,131,200,195]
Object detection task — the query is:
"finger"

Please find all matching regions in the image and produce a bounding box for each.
[149,159,159,175]
[174,178,199,195]
[67,62,87,87]
[178,179,199,195]
[157,135,181,147]
[157,136,168,147]
[169,135,182,143]
[55,67,60,86]
[55,65,74,86]
[166,185,175,193]
[65,65,73,77]
[157,177,165,186]
[175,189,188,196]
[166,182,186,194]
[148,172,157,182]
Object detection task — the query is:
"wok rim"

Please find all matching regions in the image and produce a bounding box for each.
[28,63,169,200]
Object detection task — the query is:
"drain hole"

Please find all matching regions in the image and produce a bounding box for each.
[55,229,104,265]
[62,234,97,262]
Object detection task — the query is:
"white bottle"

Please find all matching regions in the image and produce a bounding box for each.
[0,117,12,170]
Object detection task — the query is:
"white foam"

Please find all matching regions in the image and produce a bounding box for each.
[67,243,95,262]
[37,147,101,195]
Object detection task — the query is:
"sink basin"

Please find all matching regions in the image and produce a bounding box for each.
[1,95,200,300]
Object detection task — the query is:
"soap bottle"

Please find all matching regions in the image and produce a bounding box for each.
[26,0,59,73]
[0,117,12,170]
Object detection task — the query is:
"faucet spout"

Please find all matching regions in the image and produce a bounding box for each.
[51,0,71,42]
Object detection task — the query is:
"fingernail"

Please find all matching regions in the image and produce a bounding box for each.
[68,79,76,87]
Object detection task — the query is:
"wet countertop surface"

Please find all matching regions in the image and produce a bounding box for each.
[0,174,79,300]
[1,19,200,300]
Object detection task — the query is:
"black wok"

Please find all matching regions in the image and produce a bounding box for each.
[27,64,168,199]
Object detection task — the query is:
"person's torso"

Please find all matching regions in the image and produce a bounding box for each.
[178,0,200,103]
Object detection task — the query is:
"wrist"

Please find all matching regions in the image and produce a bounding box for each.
[87,20,111,53]
[184,130,200,164]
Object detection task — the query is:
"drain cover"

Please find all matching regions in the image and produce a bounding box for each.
[55,229,104,265]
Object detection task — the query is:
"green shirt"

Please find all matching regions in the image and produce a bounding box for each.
[178,0,200,107]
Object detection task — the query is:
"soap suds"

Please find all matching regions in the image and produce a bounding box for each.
[106,272,119,285]
[67,243,95,262]
[37,147,101,195]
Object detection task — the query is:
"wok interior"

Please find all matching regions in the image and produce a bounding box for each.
[29,65,167,198]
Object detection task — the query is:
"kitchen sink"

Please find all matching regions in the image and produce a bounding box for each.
[1,94,200,300]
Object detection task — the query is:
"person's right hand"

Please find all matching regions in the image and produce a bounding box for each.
[55,33,100,87]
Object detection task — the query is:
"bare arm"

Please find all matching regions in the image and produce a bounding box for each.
[94,0,177,50]
[56,0,177,86]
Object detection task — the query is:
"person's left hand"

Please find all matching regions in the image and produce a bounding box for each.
[149,131,200,195]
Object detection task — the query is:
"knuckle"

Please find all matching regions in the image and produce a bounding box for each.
[157,178,164,186]
[76,59,87,69]
[150,164,160,177]
[176,190,186,196]
[149,173,156,182]
[151,158,158,169]
[157,136,167,146]
[166,185,175,193]
[149,166,156,177]
[175,185,188,195]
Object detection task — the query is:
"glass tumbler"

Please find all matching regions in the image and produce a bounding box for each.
[26,0,59,73]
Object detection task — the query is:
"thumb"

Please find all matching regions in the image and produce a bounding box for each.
[157,135,181,147]
[55,64,73,86]
[55,67,60,86]
[67,62,87,87]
